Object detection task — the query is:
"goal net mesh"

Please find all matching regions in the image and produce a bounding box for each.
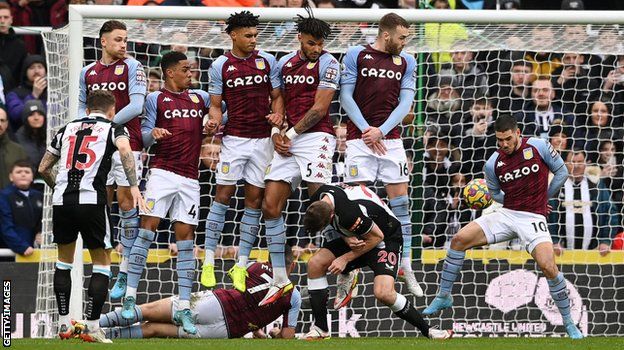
[35,16,624,338]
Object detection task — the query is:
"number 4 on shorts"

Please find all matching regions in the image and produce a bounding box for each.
[188,205,197,219]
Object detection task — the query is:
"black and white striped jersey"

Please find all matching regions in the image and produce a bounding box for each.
[310,184,401,239]
[47,113,129,206]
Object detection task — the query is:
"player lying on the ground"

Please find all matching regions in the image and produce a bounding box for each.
[302,184,452,340]
[422,115,583,339]
[80,245,300,340]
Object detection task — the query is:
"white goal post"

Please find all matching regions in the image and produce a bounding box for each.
[33,5,624,338]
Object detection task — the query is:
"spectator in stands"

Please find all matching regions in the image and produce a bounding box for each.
[456,98,497,178]
[316,0,335,7]
[0,2,27,92]
[14,100,46,170]
[548,125,570,161]
[423,0,468,73]
[561,0,583,10]
[437,40,488,111]
[8,0,54,54]
[0,75,5,110]
[0,160,43,257]
[0,108,27,189]
[6,54,47,132]
[551,53,600,121]
[600,54,624,120]
[588,26,620,79]
[563,25,588,48]
[426,76,462,137]
[549,149,618,256]
[147,68,163,93]
[494,59,533,114]
[526,26,561,78]
[422,136,460,248]
[595,141,623,219]
[571,101,623,163]
[514,77,574,139]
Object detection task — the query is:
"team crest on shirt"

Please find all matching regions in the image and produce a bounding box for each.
[114,65,125,75]
[392,56,402,66]
[221,162,230,174]
[307,61,317,69]
[189,94,199,104]
[523,148,534,160]
[146,198,156,211]
[255,58,265,70]
[265,164,272,175]
[349,165,358,177]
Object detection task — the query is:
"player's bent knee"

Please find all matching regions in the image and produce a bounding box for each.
[307,255,330,276]
[450,234,470,251]
[261,200,280,220]
[373,285,396,306]
[540,263,559,279]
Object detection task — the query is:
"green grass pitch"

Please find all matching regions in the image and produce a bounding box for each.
[9,337,623,350]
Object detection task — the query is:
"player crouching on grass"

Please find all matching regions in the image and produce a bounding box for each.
[301,184,452,340]
[73,245,300,340]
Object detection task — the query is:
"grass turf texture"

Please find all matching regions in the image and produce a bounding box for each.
[9,337,622,350]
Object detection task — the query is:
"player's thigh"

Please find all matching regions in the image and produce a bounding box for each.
[262,180,292,219]
[191,291,226,326]
[216,136,251,186]
[141,297,174,323]
[378,139,410,185]
[243,182,265,209]
[52,205,80,252]
[345,139,378,183]
[512,210,552,254]
[385,182,408,199]
[79,204,113,250]
[243,137,273,188]
[109,151,143,191]
[469,210,516,249]
[170,176,200,226]
[87,247,110,266]
[293,132,335,186]
[142,169,178,219]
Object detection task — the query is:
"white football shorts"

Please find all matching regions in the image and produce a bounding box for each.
[141,168,200,226]
[216,135,273,188]
[345,138,409,184]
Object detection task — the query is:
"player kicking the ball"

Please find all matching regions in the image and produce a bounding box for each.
[302,184,452,340]
[121,51,210,335]
[87,246,299,341]
[340,12,422,297]
[423,115,583,339]
[260,9,340,306]
[201,11,284,294]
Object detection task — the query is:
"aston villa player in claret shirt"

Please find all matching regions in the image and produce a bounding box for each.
[423,115,583,340]
[339,12,423,297]
[120,51,210,336]
[79,20,147,301]
[201,11,286,301]
[261,10,340,306]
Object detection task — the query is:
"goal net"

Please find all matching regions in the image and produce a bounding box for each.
[35,6,624,338]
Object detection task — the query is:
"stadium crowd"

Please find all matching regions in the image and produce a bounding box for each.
[1,0,623,260]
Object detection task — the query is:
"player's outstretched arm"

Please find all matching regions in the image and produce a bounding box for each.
[38,151,60,188]
[113,94,145,125]
[285,89,334,139]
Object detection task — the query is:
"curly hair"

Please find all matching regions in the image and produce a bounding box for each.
[296,7,331,40]
[225,11,260,34]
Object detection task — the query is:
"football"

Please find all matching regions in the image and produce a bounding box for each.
[463,178,493,210]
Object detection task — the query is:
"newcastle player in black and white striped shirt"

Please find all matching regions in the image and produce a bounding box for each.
[38,90,148,343]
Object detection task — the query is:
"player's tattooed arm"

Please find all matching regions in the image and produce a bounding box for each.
[119,149,138,187]
[38,151,60,188]
[292,88,335,135]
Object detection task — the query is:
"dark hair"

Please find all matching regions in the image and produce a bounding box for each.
[23,111,46,147]
[494,114,518,132]
[11,159,33,173]
[303,201,332,234]
[87,90,116,114]
[473,96,490,107]
[0,2,11,11]
[378,13,409,35]
[99,20,127,38]
[296,7,331,40]
[160,51,188,73]
[566,148,586,161]
[225,11,260,34]
[512,60,532,69]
